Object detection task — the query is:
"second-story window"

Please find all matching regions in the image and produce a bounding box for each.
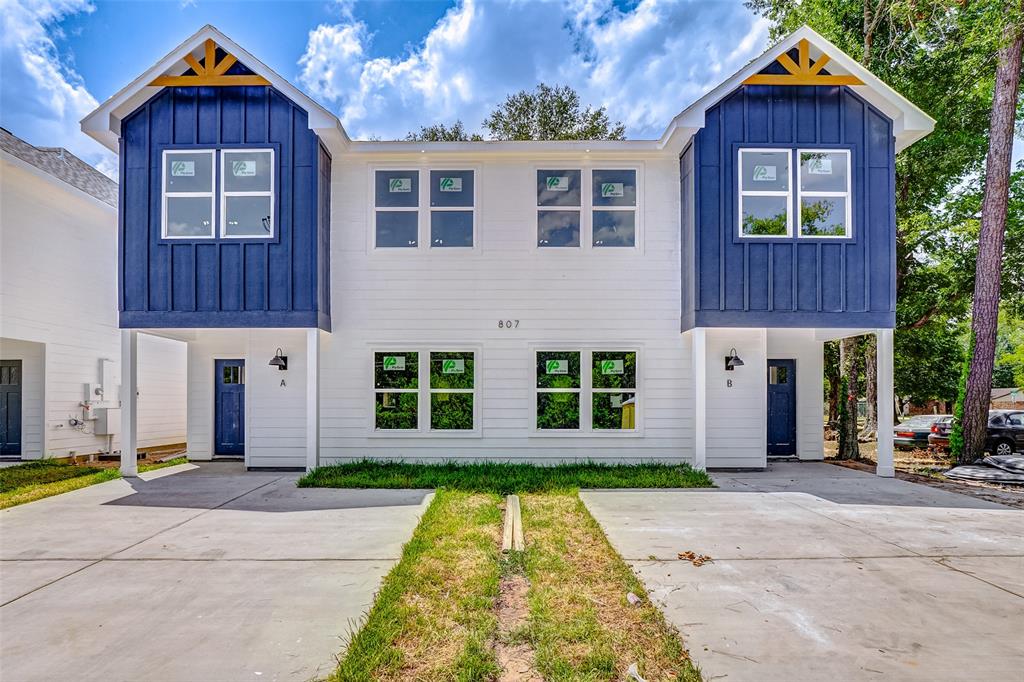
[738,149,791,238]
[537,168,639,248]
[221,149,274,238]
[592,170,636,247]
[163,150,215,238]
[373,169,476,249]
[798,150,851,238]
[536,169,582,247]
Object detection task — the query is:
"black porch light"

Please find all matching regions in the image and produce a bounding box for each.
[724,348,744,371]
[269,348,288,371]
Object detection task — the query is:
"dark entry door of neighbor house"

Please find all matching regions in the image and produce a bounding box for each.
[215,359,245,456]
[767,359,796,457]
[0,360,23,456]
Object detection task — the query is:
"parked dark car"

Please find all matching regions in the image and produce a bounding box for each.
[987,410,1024,456]
[894,414,951,450]
[928,411,1024,455]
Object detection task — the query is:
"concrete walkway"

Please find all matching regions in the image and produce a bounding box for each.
[0,462,430,682]
[582,462,1024,682]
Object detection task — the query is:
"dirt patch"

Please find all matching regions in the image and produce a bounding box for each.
[829,458,1024,509]
[495,574,542,682]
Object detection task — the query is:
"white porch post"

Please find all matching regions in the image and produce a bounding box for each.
[692,328,707,471]
[305,328,320,472]
[120,329,138,477]
[876,328,895,477]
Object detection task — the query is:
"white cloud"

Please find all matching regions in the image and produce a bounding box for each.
[297,0,770,140]
[0,0,116,177]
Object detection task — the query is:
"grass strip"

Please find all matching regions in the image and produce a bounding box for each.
[0,456,189,509]
[333,490,503,681]
[522,492,702,681]
[300,461,712,494]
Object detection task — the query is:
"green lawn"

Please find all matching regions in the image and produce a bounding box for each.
[313,461,709,681]
[0,457,188,509]
[299,460,713,494]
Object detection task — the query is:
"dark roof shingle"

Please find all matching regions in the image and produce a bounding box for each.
[0,128,117,207]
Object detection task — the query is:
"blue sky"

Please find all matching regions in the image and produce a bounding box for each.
[1,0,772,176]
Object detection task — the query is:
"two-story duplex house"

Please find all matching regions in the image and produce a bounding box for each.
[81,24,933,476]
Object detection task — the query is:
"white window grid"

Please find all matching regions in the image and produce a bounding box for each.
[220,149,275,239]
[535,167,641,250]
[371,349,480,434]
[161,149,216,239]
[796,148,852,239]
[533,349,639,433]
[371,168,478,250]
[737,148,793,239]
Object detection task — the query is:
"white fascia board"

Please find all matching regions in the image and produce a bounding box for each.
[80,25,350,154]
[660,25,935,154]
[347,139,666,155]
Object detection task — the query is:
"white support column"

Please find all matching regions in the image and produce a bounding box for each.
[692,328,707,471]
[876,328,895,477]
[120,329,138,477]
[305,328,320,472]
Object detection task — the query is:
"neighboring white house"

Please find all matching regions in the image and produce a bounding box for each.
[0,128,187,460]
[81,25,935,476]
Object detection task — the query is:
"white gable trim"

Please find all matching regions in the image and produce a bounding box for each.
[80,25,349,155]
[659,25,935,154]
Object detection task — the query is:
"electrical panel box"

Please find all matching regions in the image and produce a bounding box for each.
[95,408,120,436]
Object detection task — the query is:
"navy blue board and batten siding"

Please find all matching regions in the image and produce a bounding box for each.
[682,56,896,331]
[118,66,331,331]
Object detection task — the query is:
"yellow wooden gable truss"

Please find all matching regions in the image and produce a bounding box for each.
[742,39,864,87]
[149,39,270,88]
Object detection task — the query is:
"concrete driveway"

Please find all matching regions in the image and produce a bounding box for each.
[0,463,430,682]
[582,462,1024,682]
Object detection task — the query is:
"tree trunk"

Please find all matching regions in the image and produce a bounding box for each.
[838,336,861,459]
[861,336,878,440]
[825,341,841,429]
[959,15,1024,463]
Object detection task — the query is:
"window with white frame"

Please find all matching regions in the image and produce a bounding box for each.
[221,149,274,237]
[372,350,477,431]
[374,170,419,247]
[738,149,791,237]
[537,169,639,248]
[163,150,215,238]
[429,171,474,247]
[373,169,476,249]
[374,351,419,430]
[535,350,638,431]
[798,150,851,237]
[537,170,582,247]
[591,170,637,247]
[429,351,475,430]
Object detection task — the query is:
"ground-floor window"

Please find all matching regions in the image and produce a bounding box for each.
[373,350,477,432]
[535,349,638,432]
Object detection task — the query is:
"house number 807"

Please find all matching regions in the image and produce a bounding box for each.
[497,320,520,329]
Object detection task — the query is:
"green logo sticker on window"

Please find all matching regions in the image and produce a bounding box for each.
[439,177,462,192]
[601,359,624,375]
[171,160,195,177]
[752,165,776,182]
[601,182,624,198]
[545,359,568,374]
[546,176,570,191]
[610,394,623,408]
[442,359,465,374]
[389,178,412,193]
[232,160,256,177]
[382,355,405,371]
[807,158,833,175]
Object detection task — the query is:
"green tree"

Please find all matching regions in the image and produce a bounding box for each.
[482,84,626,141]
[405,120,483,142]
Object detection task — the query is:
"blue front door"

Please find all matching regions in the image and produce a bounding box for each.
[215,359,245,456]
[767,359,796,457]
[0,360,22,456]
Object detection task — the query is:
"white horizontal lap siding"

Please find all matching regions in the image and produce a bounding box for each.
[0,160,119,458]
[137,334,187,449]
[704,328,767,468]
[321,154,693,464]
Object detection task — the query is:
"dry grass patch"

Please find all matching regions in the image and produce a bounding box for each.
[332,490,504,681]
[521,493,701,681]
